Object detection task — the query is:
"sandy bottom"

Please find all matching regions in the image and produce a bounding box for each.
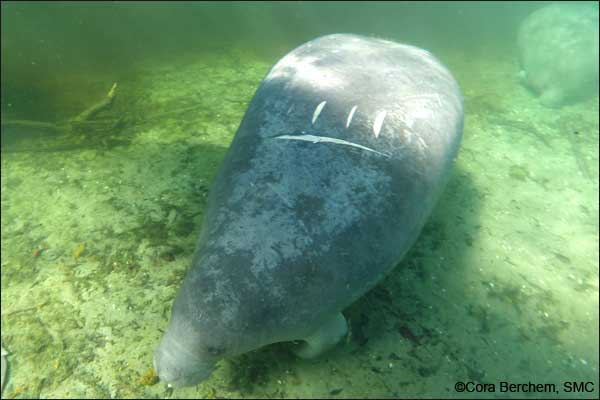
[1,46,598,399]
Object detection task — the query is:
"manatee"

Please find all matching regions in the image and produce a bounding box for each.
[517,3,599,107]
[154,33,463,387]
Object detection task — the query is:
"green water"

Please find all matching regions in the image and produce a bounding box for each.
[1,1,598,398]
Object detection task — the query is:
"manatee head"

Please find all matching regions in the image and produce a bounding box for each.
[153,316,220,387]
[153,273,236,387]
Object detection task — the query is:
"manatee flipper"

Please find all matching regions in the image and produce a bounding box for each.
[293,312,348,359]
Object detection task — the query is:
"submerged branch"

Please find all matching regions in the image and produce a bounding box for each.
[1,82,119,138]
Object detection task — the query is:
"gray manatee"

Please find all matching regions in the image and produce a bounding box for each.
[517,3,599,107]
[153,33,463,387]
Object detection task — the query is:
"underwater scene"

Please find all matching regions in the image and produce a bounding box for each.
[1,1,598,399]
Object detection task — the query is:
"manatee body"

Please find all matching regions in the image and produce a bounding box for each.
[154,33,463,386]
[517,3,599,107]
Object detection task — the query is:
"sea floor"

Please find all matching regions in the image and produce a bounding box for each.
[1,45,598,399]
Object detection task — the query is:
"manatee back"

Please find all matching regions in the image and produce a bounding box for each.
[180,34,463,346]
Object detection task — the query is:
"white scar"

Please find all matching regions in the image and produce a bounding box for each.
[274,134,389,158]
[373,110,387,137]
[346,105,358,128]
[312,101,327,125]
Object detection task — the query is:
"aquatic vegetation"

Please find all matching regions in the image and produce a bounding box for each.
[227,352,272,393]
[139,368,158,386]
[72,242,86,259]
[508,164,530,181]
